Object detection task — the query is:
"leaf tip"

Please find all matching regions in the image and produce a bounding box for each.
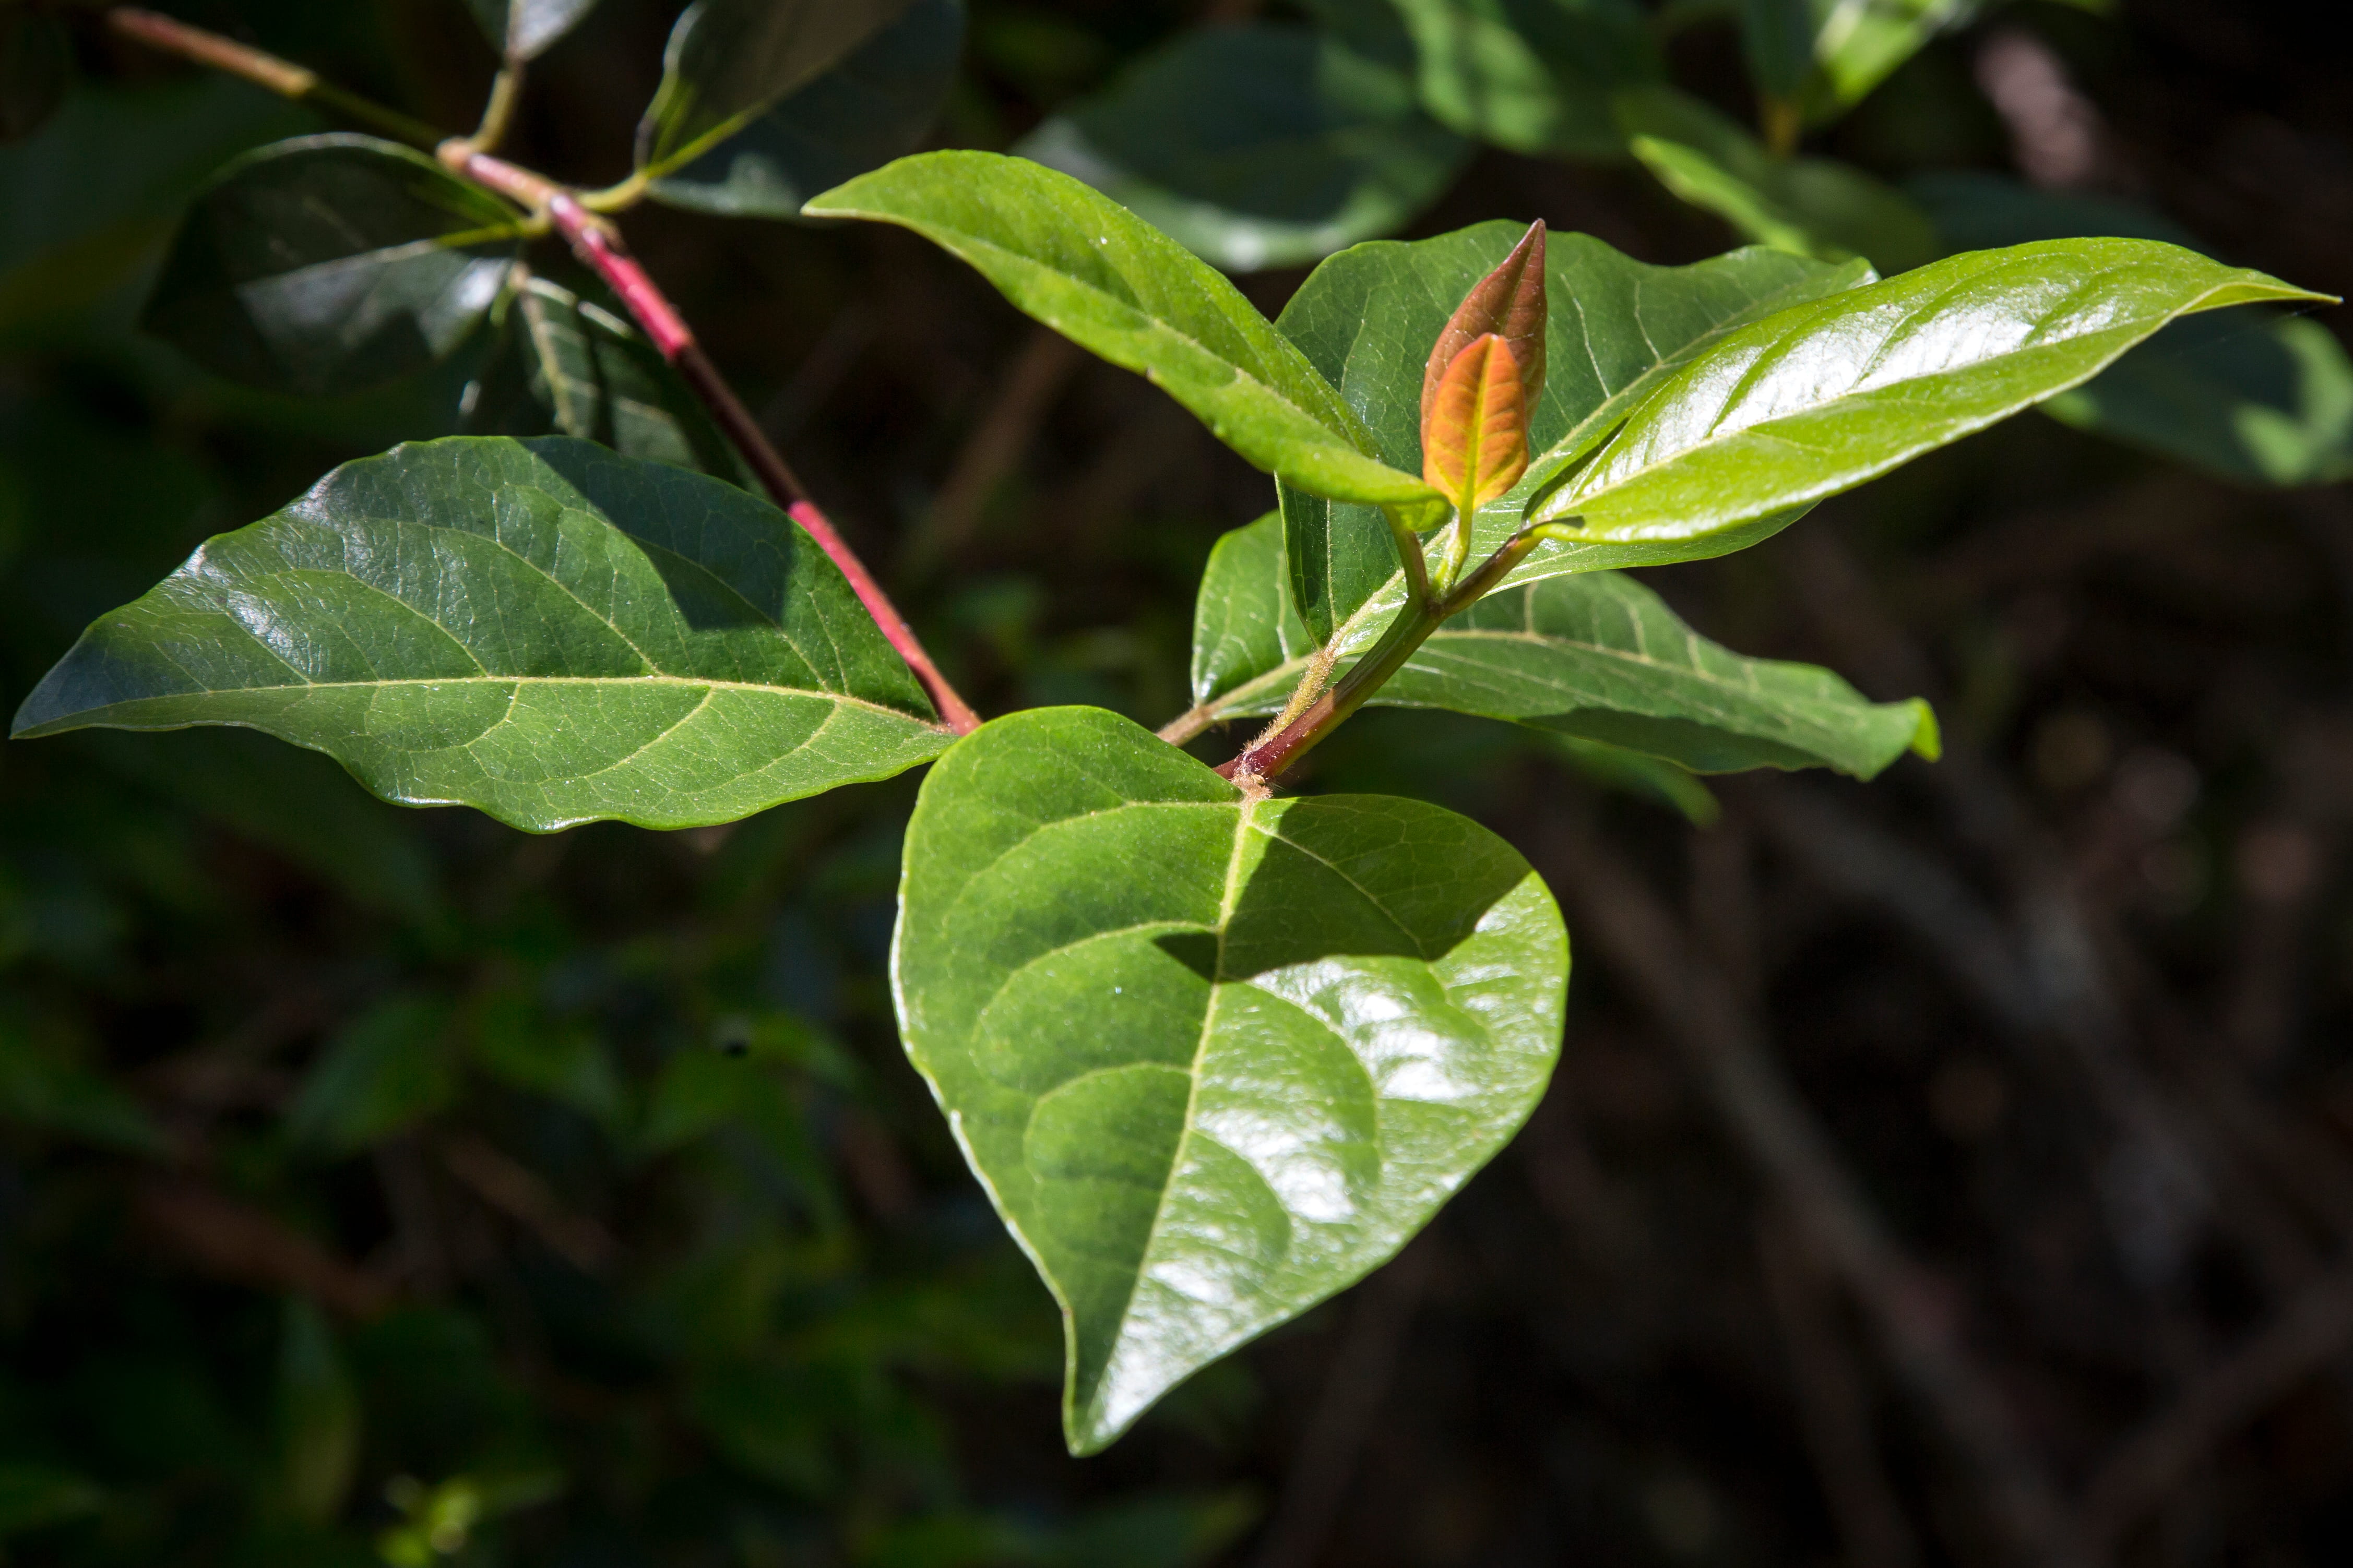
[1908,700,1942,763]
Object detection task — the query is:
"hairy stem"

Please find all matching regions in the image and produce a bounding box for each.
[107,6,982,738]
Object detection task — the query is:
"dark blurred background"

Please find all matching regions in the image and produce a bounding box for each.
[3,1,2352,1564]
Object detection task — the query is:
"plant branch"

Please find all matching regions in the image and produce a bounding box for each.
[106,6,982,737]
[466,63,526,157]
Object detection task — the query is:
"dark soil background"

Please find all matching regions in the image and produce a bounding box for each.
[3,2,2350,1566]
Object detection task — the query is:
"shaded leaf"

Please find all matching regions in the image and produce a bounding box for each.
[1274,222,1865,641]
[463,271,746,483]
[807,152,1434,509]
[1617,86,1935,272]
[1532,239,2330,540]
[648,0,963,222]
[288,996,458,1155]
[465,0,600,62]
[0,1022,164,1155]
[1389,0,1657,158]
[0,8,70,144]
[272,1299,362,1525]
[1545,734,1721,824]
[12,438,949,833]
[894,705,1566,1453]
[141,134,524,398]
[1017,22,1471,273]
[1189,512,1313,711]
[1910,171,2353,486]
[0,1464,103,1538]
[637,0,919,179]
[1742,0,1975,123]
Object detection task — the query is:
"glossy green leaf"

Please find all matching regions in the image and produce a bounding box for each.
[637,0,918,179]
[463,271,747,483]
[647,0,962,221]
[1617,87,1935,272]
[806,151,1435,509]
[0,9,69,145]
[11,437,949,832]
[141,134,525,398]
[894,705,1566,1452]
[1742,0,1975,122]
[1016,23,1471,273]
[1388,0,1657,158]
[1191,516,1931,778]
[1532,239,2332,538]
[1910,172,2353,486]
[1274,222,1865,641]
[465,0,601,62]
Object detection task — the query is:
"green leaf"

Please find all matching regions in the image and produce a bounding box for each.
[141,134,525,398]
[1016,23,1471,273]
[288,995,458,1154]
[1192,518,1931,778]
[1273,221,1865,641]
[0,1022,164,1155]
[894,705,1566,1453]
[0,9,70,145]
[11,437,949,833]
[0,1464,103,1538]
[806,151,1435,509]
[636,0,920,179]
[1532,239,2333,538]
[1616,86,1936,272]
[465,0,601,62]
[1742,0,1975,122]
[462,271,747,483]
[1544,734,1720,824]
[1910,172,2353,486]
[1388,0,1657,158]
[272,1299,362,1525]
[646,0,962,221]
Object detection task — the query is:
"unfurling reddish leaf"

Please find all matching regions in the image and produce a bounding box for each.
[1422,333,1529,513]
[1421,219,1547,440]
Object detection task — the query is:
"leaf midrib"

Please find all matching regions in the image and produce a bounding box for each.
[37,673,940,729]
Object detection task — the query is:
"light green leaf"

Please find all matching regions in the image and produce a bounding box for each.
[141,134,525,399]
[1534,239,2332,537]
[647,0,963,221]
[1617,86,1936,272]
[463,271,747,483]
[636,0,921,179]
[894,704,1566,1453]
[11,437,949,833]
[1192,517,1931,778]
[0,9,70,145]
[465,0,600,62]
[1742,0,1977,122]
[1910,172,2353,486]
[1274,222,1866,641]
[1018,23,1471,273]
[806,151,1434,509]
[1389,0,1657,158]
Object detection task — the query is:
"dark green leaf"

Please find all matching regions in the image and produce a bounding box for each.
[465,0,601,62]
[1910,172,2353,486]
[12,438,949,833]
[647,0,962,221]
[0,1023,164,1155]
[806,152,1435,509]
[0,1464,103,1538]
[288,995,458,1154]
[1617,86,1936,272]
[1017,23,1471,273]
[0,9,69,144]
[463,271,747,483]
[141,134,525,398]
[272,1299,361,1525]
[1188,512,1314,714]
[637,0,919,179]
[1388,0,1657,158]
[1273,222,1865,641]
[1544,734,1720,824]
[1532,240,2331,539]
[895,705,1566,1452]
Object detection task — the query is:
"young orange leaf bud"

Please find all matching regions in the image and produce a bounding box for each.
[1422,332,1529,514]
[1420,219,1547,445]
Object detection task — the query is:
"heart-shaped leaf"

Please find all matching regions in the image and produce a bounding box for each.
[646,0,963,221]
[12,437,949,832]
[1910,172,2353,487]
[1015,22,1472,273]
[141,134,526,398]
[1276,223,1867,641]
[806,151,1436,510]
[1389,0,1657,158]
[1531,238,2333,537]
[895,704,1566,1453]
[1187,515,1931,778]
[462,270,748,483]
[636,0,920,180]
[0,8,70,145]
[465,0,601,62]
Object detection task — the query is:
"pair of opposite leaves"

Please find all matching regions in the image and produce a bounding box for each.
[19,149,2334,1455]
